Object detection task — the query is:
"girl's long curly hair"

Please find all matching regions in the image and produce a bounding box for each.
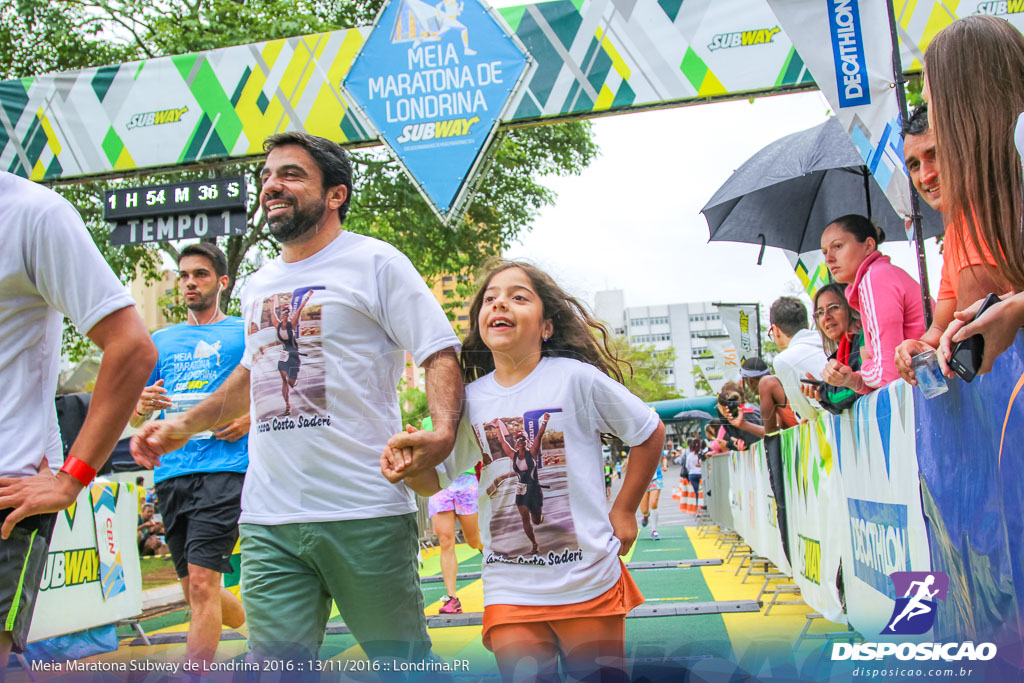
[460,261,630,384]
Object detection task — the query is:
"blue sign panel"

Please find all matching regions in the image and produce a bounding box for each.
[344,0,529,216]
[847,498,910,599]
[827,0,871,108]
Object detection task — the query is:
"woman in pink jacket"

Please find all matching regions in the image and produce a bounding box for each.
[820,214,928,394]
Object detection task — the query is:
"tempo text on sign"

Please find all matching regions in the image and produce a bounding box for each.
[104,176,247,245]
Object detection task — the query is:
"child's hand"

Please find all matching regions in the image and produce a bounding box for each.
[386,423,455,478]
[381,425,417,482]
[609,506,638,556]
[380,445,407,483]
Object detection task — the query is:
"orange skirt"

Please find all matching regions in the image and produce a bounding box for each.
[481,560,644,650]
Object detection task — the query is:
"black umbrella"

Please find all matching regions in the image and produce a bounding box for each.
[700,116,944,258]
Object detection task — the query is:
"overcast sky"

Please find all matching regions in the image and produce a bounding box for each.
[504,90,943,314]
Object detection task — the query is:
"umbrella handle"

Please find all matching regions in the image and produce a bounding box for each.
[757,233,766,265]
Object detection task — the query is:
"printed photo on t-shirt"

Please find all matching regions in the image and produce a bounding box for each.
[479,408,581,565]
[247,287,326,423]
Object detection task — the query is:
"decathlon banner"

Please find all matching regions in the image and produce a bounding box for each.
[767,0,912,220]
[716,304,759,365]
[913,332,1024,654]
[780,417,845,624]
[832,380,931,639]
[729,444,791,574]
[29,482,143,642]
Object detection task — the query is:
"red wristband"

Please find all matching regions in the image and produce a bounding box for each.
[59,456,96,487]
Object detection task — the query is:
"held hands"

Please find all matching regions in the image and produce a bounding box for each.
[130,417,192,469]
[382,424,455,481]
[609,505,638,556]
[380,425,417,483]
[895,339,934,385]
[937,294,1024,378]
[137,379,171,415]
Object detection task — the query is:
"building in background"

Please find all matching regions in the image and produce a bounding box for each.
[400,273,475,391]
[131,268,179,331]
[594,290,730,397]
[429,273,473,337]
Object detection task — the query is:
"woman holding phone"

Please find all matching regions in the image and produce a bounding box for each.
[802,283,864,413]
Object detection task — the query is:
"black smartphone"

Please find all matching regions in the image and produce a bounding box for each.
[948,293,1001,383]
[800,378,822,386]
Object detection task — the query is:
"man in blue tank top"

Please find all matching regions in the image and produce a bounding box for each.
[129,243,248,666]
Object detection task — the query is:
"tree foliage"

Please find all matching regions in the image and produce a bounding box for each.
[0,0,598,359]
[608,336,683,402]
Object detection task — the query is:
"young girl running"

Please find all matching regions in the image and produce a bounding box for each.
[383,261,665,682]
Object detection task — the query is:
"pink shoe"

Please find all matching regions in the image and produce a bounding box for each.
[439,596,462,614]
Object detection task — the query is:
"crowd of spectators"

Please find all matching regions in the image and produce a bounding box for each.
[706,15,1024,446]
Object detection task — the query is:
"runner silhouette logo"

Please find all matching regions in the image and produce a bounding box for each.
[882,571,949,635]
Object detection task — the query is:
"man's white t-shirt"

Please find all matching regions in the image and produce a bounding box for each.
[773,328,826,421]
[447,357,659,606]
[239,231,460,525]
[0,172,134,477]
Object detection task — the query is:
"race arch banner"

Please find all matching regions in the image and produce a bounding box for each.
[3,1,1023,215]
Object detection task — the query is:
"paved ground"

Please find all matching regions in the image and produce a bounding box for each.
[8,467,853,682]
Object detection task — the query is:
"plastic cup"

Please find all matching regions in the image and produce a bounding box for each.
[911,350,949,399]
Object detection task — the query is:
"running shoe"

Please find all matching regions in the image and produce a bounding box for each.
[439,596,463,614]
[651,530,661,541]
[641,515,649,527]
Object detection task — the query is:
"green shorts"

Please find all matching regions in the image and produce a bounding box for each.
[0,512,56,653]
[239,513,431,663]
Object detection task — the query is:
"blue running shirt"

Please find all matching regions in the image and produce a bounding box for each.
[148,318,248,483]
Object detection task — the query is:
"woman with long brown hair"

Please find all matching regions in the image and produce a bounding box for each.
[924,15,1024,376]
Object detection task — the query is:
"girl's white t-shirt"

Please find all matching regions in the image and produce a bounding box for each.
[448,357,659,606]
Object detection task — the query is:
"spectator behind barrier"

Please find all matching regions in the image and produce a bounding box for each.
[894,103,1009,386]
[707,381,763,451]
[923,16,1024,377]
[768,297,824,421]
[820,215,927,393]
[728,357,799,440]
[803,283,865,414]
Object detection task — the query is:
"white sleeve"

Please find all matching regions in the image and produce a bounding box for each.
[26,198,134,333]
[240,287,254,370]
[774,354,820,419]
[375,254,461,365]
[438,415,480,489]
[587,368,660,446]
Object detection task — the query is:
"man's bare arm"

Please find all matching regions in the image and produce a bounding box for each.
[424,347,463,444]
[131,365,250,468]
[386,347,464,478]
[180,365,251,433]
[0,306,156,538]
